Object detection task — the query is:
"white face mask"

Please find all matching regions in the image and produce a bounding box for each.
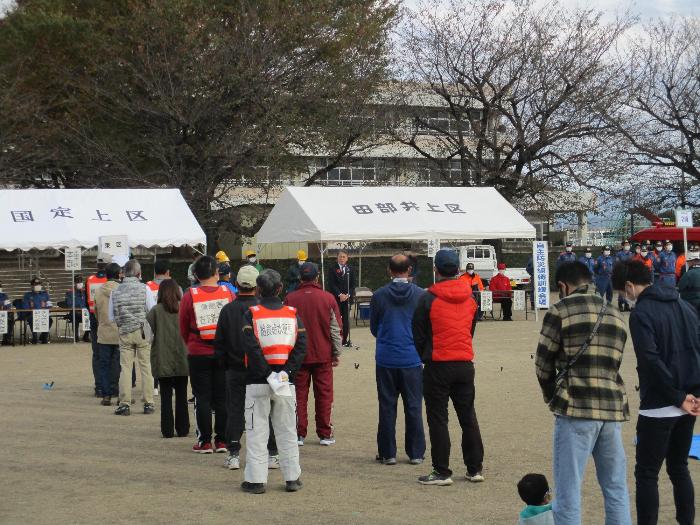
[585,252,592,258]
[688,252,700,260]
[623,245,630,251]
[655,245,662,252]
[298,260,305,266]
[248,257,257,263]
[665,245,673,252]
[76,283,84,290]
[33,285,42,292]
[565,247,572,252]
[641,251,648,257]
[467,270,474,275]
[498,270,505,275]
[603,250,610,256]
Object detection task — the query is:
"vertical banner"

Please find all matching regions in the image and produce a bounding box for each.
[534,241,550,309]
[480,290,493,312]
[82,308,91,331]
[0,311,7,335]
[513,290,525,311]
[64,247,82,271]
[427,238,441,258]
[33,309,50,333]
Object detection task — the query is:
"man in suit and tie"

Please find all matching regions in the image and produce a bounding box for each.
[328,251,356,347]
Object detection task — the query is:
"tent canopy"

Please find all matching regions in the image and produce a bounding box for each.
[256,186,535,243]
[0,188,206,251]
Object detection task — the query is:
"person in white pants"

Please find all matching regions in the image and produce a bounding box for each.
[241,269,307,494]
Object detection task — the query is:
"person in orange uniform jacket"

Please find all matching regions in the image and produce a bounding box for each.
[488,263,513,321]
[460,263,485,321]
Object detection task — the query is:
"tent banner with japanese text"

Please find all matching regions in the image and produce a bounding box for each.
[0,189,206,251]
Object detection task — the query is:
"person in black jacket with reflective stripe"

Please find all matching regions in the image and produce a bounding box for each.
[613,260,700,525]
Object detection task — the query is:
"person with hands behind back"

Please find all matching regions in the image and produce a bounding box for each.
[612,260,700,525]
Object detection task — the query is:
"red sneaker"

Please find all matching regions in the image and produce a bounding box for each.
[192,441,213,454]
[214,440,228,453]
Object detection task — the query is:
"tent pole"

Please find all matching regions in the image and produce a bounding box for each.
[321,241,325,290]
[72,269,76,344]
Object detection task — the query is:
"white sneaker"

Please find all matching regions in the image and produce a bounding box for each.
[154,388,159,397]
[268,455,280,469]
[297,437,304,446]
[224,454,240,470]
[466,472,485,482]
[319,437,336,446]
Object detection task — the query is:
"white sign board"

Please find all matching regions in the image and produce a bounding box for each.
[64,247,82,271]
[98,235,129,261]
[33,309,50,333]
[0,311,7,335]
[676,209,693,228]
[480,290,493,312]
[427,238,441,258]
[82,308,91,331]
[533,241,550,309]
[513,290,526,311]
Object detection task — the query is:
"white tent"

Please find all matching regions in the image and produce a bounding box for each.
[0,188,206,251]
[256,186,535,243]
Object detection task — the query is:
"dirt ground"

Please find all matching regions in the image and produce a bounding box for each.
[0,312,694,525]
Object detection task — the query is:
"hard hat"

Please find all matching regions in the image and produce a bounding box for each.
[215,250,230,263]
[245,250,256,258]
[297,250,308,261]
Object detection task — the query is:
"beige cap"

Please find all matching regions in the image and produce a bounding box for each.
[236,264,259,288]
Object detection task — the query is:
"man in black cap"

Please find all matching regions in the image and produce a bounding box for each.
[556,241,577,268]
[412,249,483,486]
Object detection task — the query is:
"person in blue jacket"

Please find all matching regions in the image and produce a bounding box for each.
[556,241,577,268]
[22,276,52,344]
[594,246,614,304]
[217,263,238,295]
[65,274,88,342]
[369,253,426,466]
[0,280,13,345]
[655,240,677,288]
[578,247,595,277]
[616,240,634,311]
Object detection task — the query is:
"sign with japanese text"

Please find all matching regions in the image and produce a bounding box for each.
[0,311,7,335]
[82,308,90,331]
[64,247,82,271]
[513,290,526,311]
[351,201,467,215]
[427,238,441,258]
[533,241,550,309]
[33,309,50,333]
[676,209,693,228]
[480,291,493,312]
[193,299,230,330]
[98,235,129,261]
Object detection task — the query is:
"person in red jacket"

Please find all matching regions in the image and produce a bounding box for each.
[412,249,483,486]
[488,262,513,321]
[179,255,235,453]
[284,262,342,446]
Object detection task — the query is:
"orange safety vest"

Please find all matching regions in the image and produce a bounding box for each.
[191,286,233,340]
[676,254,686,278]
[146,281,159,300]
[250,305,298,365]
[86,274,107,314]
[460,272,484,291]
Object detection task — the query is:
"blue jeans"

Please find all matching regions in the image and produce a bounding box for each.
[376,365,425,461]
[553,416,632,525]
[99,343,120,397]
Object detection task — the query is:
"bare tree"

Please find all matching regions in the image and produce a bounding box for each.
[393,0,633,202]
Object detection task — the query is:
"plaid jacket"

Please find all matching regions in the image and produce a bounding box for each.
[535,286,629,421]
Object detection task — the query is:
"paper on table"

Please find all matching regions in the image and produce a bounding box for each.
[267,372,292,397]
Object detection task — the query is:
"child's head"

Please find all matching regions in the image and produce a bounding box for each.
[517,473,551,506]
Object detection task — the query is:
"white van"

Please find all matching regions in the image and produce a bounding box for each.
[457,244,530,287]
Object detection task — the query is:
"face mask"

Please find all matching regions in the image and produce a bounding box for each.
[688,252,700,260]
[655,246,662,252]
[498,270,505,275]
[641,251,648,257]
[665,245,673,252]
[76,283,84,290]
[33,285,42,292]
[565,247,572,252]
[248,257,257,263]
[603,250,610,256]
[584,252,591,258]
[298,260,304,266]
[623,245,630,251]
[467,270,474,275]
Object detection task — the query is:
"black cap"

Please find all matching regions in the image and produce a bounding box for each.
[300,262,319,281]
[434,249,459,276]
[603,245,611,251]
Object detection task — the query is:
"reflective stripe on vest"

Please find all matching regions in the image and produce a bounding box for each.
[86,275,107,313]
[191,286,232,340]
[250,305,297,365]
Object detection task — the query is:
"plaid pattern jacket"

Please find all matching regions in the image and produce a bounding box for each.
[536,286,629,421]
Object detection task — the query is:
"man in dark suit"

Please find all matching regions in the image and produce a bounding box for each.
[327,251,356,347]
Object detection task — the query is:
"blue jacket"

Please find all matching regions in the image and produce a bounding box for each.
[656,250,677,275]
[556,252,577,267]
[218,280,238,295]
[595,255,614,277]
[65,289,86,308]
[629,284,700,409]
[578,256,595,276]
[370,279,424,368]
[616,249,634,262]
[23,290,50,309]
[0,292,10,310]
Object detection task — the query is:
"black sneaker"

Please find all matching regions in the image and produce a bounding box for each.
[285,479,303,492]
[100,397,112,406]
[241,481,265,494]
[418,469,453,486]
[144,403,155,414]
[114,404,130,416]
